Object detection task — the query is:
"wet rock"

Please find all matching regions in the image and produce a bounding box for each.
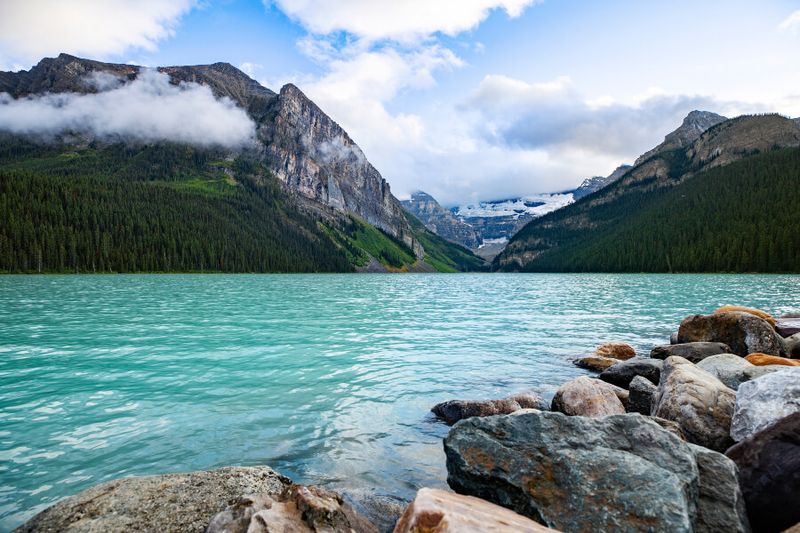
[627,375,657,415]
[342,490,407,533]
[688,444,750,533]
[444,411,701,532]
[431,394,547,425]
[652,356,736,452]
[744,353,800,366]
[714,305,776,327]
[775,318,800,337]
[594,342,636,360]
[726,412,800,533]
[697,353,785,390]
[15,467,293,533]
[206,484,378,533]
[787,333,800,358]
[671,331,680,344]
[730,368,800,442]
[677,313,785,356]
[599,357,662,388]
[650,342,732,363]
[551,376,626,417]
[573,355,618,371]
[393,488,556,533]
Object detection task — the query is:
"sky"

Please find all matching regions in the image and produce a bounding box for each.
[1,0,799,206]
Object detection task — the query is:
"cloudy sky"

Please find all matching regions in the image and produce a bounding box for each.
[1,0,799,205]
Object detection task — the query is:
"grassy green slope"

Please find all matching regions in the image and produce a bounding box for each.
[508,147,800,272]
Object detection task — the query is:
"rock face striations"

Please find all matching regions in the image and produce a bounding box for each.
[401,191,480,249]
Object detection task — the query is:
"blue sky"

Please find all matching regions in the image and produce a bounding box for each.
[1,0,799,205]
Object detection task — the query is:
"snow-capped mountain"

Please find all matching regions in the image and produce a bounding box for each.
[454,193,574,219]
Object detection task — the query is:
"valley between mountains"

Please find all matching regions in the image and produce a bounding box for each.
[1,54,799,273]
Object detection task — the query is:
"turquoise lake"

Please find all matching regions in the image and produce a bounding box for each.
[1,273,799,530]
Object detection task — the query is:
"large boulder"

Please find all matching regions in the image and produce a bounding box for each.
[573,355,619,371]
[393,488,556,533]
[15,467,293,533]
[744,353,800,366]
[677,313,785,357]
[650,342,732,363]
[697,353,784,390]
[787,333,800,358]
[206,484,378,533]
[714,305,776,327]
[594,342,636,360]
[688,444,751,533]
[726,412,800,533]
[551,376,626,417]
[444,410,748,532]
[652,356,736,452]
[431,394,547,425]
[599,357,662,388]
[627,375,657,415]
[730,368,800,442]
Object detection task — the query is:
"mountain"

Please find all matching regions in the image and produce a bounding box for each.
[495,113,800,272]
[0,54,486,273]
[401,191,480,249]
[572,164,632,200]
[634,110,727,165]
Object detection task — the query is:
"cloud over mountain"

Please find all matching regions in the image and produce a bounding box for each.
[0,70,256,148]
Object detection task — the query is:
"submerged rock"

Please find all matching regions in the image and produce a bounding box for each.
[697,353,784,390]
[726,412,800,533]
[744,353,800,366]
[730,367,800,442]
[688,445,751,533]
[599,357,662,388]
[393,488,555,533]
[206,484,378,533]
[573,355,618,371]
[551,376,626,417]
[652,356,736,452]
[677,312,785,356]
[627,375,657,415]
[650,342,732,363]
[15,467,293,533]
[341,490,407,533]
[594,342,636,360]
[431,394,547,425]
[444,410,738,532]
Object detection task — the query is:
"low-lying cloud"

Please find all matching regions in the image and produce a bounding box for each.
[0,70,256,148]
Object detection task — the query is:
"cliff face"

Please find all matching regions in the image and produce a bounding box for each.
[0,54,422,257]
[401,191,480,249]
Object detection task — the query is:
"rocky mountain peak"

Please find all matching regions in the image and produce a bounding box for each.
[401,191,481,249]
[635,110,727,165]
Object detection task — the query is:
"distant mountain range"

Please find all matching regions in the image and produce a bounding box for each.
[0,54,486,273]
[495,112,800,272]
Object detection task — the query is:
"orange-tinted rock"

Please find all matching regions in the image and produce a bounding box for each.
[573,355,618,371]
[714,305,776,327]
[744,353,800,366]
[551,376,626,417]
[594,342,636,360]
[393,488,557,533]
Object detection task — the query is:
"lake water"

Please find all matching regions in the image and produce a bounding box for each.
[1,273,798,530]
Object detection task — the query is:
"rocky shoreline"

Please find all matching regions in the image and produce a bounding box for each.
[15,306,800,532]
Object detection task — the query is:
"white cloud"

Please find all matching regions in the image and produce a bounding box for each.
[0,0,196,66]
[779,10,800,32]
[0,70,256,148]
[268,0,537,42]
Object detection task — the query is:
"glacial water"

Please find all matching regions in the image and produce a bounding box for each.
[1,273,798,530]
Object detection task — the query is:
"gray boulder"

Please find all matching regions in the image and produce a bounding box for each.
[776,318,800,337]
[432,393,547,425]
[650,342,732,363]
[689,444,751,533]
[677,312,785,356]
[726,412,800,533]
[627,375,657,415]
[730,367,800,442]
[652,356,736,452]
[786,332,800,358]
[551,376,626,417]
[697,353,785,390]
[15,467,292,533]
[599,357,662,388]
[444,410,747,532]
